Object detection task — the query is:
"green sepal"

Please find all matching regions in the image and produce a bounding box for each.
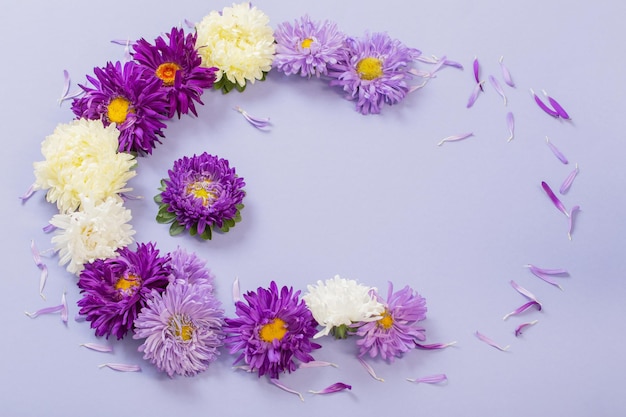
[189,224,198,236]
[169,221,186,236]
[156,204,176,224]
[154,193,163,204]
[199,227,213,240]
[219,204,245,233]
[214,76,246,94]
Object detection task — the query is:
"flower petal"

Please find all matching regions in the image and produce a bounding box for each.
[509,280,538,302]
[503,300,542,320]
[475,331,510,351]
[506,112,515,142]
[270,379,304,401]
[525,264,568,290]
[466,81,485,108]
[309,382,352,394]
[298,361,338,368]
[98,363,141,372]
[568,205,581,241]
[357,356,384,382]
[531,89,559,117]
[25,304,64,318]
[488,75,507,106]
[560,163,579,195]
[437,132,474,146]
[499,56,515,87]
[414,341,457,350]
[80,343,113,353]
[61,291,68,324]
[234,106,271,129]
[541,181,569,217]
[515,320,539,337]
[406,374,448,384]
[542,90,571,119]
[39,265,48,301]
[232,276,241,303]
[473,57,483,90]
[19,183,36,202]
[546,137,569,164]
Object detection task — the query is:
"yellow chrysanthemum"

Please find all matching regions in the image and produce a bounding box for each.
[33,119,137,213]
[195,2,275,88]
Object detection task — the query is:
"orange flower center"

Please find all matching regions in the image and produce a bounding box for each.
[156,62,181,86]
[259,318,287,342]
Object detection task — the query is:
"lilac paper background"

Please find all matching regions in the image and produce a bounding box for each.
[2,0,625,416]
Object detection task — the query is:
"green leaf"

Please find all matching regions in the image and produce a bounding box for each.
[169,221,185,236]
[189,224,198,236]
[156,205,176,223]
[153,193,162,204]
[200,227,213,240]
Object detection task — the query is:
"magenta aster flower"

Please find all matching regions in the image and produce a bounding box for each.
[355,282,427,362]
[134,282,224,377]
[77,242,171,339]
[274,15,346,78]
[156,153,245,240]
[224,281,320,379]
[71,61,168,154]
[132,27,217,119]
[328,32,421,114]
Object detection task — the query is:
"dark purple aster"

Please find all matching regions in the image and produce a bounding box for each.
[157,153,245,240]
[71,60,168,155]
[328,32,421,115]
[274,15,346,78]
[224,281,320,379]
[355,282,427,362]
[77,242,171,339]
[132,27,217,119]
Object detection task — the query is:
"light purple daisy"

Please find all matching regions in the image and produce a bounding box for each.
[273,15,346,78]
[224,281,320,379]
[168,247,215,291]
[132,27,217,119]
[355,282,427,362]
[156,153,245,240]
[71,61,168,155]
[134,282,224,377]
[77,242,171,339]
[328,32,421,114]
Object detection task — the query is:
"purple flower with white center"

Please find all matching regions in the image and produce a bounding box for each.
[72,61,168,155]
[77,242,171,339]
[274,15,346,78]
[168,247,215,291]
[156,153,246,240]
[224,281,320,379]
[132,27,217,119]
[133,282,225,377]
[328,32,421,115]
[356,282,427,362]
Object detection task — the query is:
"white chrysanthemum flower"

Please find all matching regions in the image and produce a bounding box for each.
[195,2,275,88]
[33,119,136,213]
[50,197,135,275]
[302,275,385,339]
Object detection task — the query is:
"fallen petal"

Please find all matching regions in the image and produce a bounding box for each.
[42,223,57,233]
[39,265,48,300]
[406,374,448,384]
[298,361,338,369]
[30,239,44,268]
[531,89,559,117]
[357,356,384,382]
[546,137,569,164]
[466,81,485,108]
[19,184,35,202]
[232,276,240,303]
[234,106,271,129]
[437,132,474,146]
[80,343,113,353]
[506,112,515,142]
[515,320,539,337]
[509,280,538,302]
[560,163,579,194]
[309,382,352,394]
[568,205,581,241]
[473,57,483,90]
[543,90,571,119]
[98,363,141,372]
[270,379,304,401]
[525,264,567,290]
[61,291,68,324]
[25,304,64,318]
[503,300,542,320]
[475,331,510,351]
[488,75,507,106]
[499,56,515,87]
[414,341,457,350]
[541,181,569,217]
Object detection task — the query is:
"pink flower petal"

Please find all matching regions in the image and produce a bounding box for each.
[499,56,515,87]
[509,280,538,302]
[530,89,559,117]
[309,382,352,395]
[546,137,569,164]
[414,341,457,350]
[560,163,579,195]
[234,106,271,129]
[25,304,64,318]
[406,374,448,384]
[270,379,304,401]
[466,81,485,108]
[488,75,507,106]
[515,320,539,337]
[506,112,515,142]
[475,331,510,351]
[98,363,141,372]
[80,343,113,353]
[525,264,568,290]
[298,361,338,369]
[503,300,542,320]
[357,356,384,382]
[541,181,569,217]
[437,132,474,146]
[568,205,581,241]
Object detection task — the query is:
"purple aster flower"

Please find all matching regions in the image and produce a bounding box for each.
[134,282,225,377]
[71,61,168,155]
[328,32,421,115]
[274,15,346,78]
[168,247,215,291]
[355,282,427,362]
[224,281,320,379]
[132,27,217,119]
[77,242,171,339]
[156,152,245,240]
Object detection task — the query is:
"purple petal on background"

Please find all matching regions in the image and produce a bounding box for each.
[560,163,579,194]
[408,80,428,93]
[232,276,240,303]
[442,58,464,69]
[543,90,571,119]
[530,89,559,117]
[234,106,271,129]
[437,132,474,146]
[541,181,569,217]
[98,363,141,372]
[183,18,195,28]
[309,382,352,394]
[119,193,143,201]
[568,205,581,241]
[506,112,515,142]
[488,75,507,105]
[475,331,510,351]
[515,320,539,337]
[546,137,569,164]
[299,361,338,368]
[110,39,131,46]
[427,55,447,77]
[61,291,68,324]
[473,57,483,90]
[270,379,304,401]
[80,343,113,353]
[499,56,515,87]
[30,239,43,268]
[525,264,567,290]
[466,81,484,108]
[415,341,457,349]
[25,304,64,318]
[58,70,71,106]
[357,356,384,382]
[39,265,48,301]
[42,223,57,233]
[503,300,542,320]
[19,184,35,202]
[510,280,538,302]
[406,374,448,384]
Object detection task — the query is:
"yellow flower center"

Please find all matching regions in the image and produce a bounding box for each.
[259,318,287,342]
[169,315,195,342]
[301,38,313,49]
[186,180,217,206]
[377,311,394,330]
[356,57,384,80]
[156,62,181,86]
[107,97,131,124]
[114,273,141,296]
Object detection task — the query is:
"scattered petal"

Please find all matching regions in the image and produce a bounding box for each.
[309,382,352,395]
[98,363,141,372]
[183,18,195,29]
[441,58,464,69]
[357,356,384,382]
[60,70,71,102]
[20,184,36,202]
[119,193,144,201]
[546,137,569,164]
[466,81,485,108]
[506,112,515,142]
[25,304,64,318]
[426,55,447,77]
[61,291,68,324]
[488,75,507,106]
[473,57,483,91]
[541,181,569,217]
[509,280,538,302]
[503,300,542,320]
[414,341,457,350]
[406,374,448,384]
[560,163,579,194]
[542,90,571,119]
[232,276,240,303]
[42,223,57,233]
[515,320,539,337]
[233,106,271,129]
[80,343,113,353]
[437,132,474,146]
[39,265,48,301]
[270,378,304,402]
[110,38,132,61]
[525,264,568,290]
[475,331,510,351]
[568,205,581,241]
[408,80,428,93]
[298,360,338,369]
[531,89,559,117]
[499,56,515,87]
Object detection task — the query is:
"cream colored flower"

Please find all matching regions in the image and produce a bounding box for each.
[302,275,385,338]
[195,2,275,88]
[33,119,136,213]
[50,197,135,275]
